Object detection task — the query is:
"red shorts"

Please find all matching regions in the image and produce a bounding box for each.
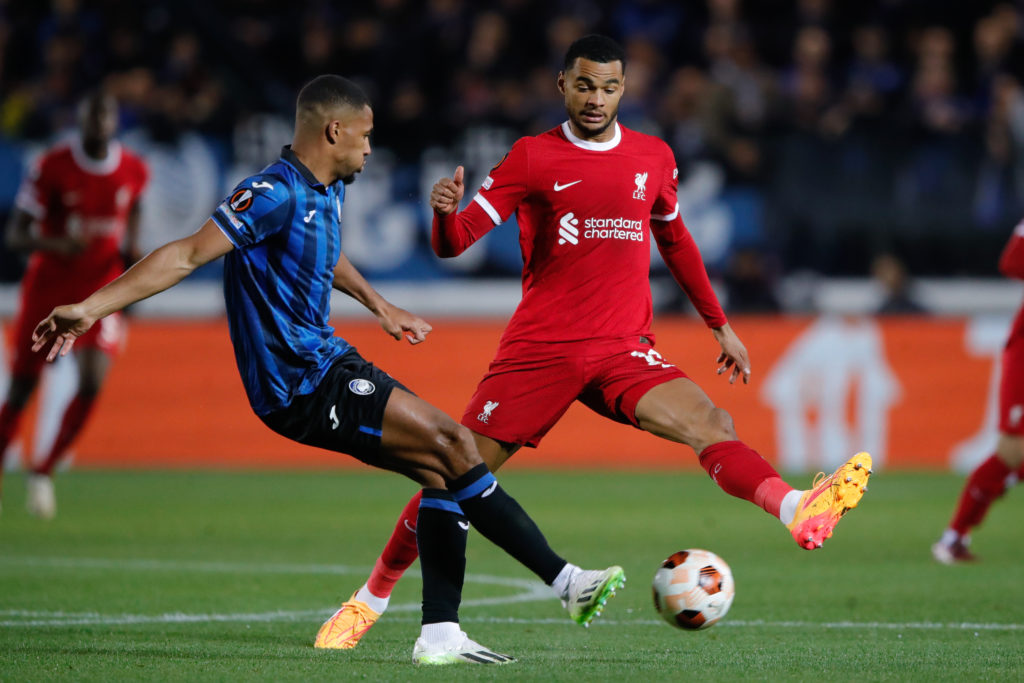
[460,337,687,447]
[7,292,124,378]
[999,337,1024,435]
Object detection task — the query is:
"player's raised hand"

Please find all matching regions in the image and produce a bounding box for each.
[31,304,96,362]
[377,303,433,345]
[429,166,465,215]
[711,323,752,385]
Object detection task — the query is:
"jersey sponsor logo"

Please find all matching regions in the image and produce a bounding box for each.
[630,348,674,368]
[633,171,648,200]
[304,209,316,224]
[477,400,500,423]
[229,188,254,212]
[553,179,582,192]
[251,180,274,190]
[558,213,580,245]
[329,405,340,430]
[482,175,494,190]
[558,212,646,245]
[348,378,376,396]
[457,521,471,530]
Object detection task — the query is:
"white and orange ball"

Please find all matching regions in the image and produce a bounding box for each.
[652,549,735,630]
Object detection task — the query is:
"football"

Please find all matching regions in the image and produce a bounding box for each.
[652,549,735,630]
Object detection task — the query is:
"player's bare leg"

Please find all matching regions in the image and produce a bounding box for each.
[27,348,111,519]
[934,433,1024,564]
[0,374,40,515]
[634,377,871,549]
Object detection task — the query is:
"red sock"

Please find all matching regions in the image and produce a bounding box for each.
[33,394,96,477]
[366,490,422,599]
[949,454,1011,535]
[699,440,793,518]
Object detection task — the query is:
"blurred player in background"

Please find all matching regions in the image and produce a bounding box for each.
[0,91,147,518]
[32,75,624,665]
[933,220,1024,563]
[325,34,873,651]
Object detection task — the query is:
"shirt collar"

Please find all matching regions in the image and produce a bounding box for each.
[560,120,622,151]
[280,145,328,193]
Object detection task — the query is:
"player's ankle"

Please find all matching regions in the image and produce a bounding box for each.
[355,584,389,613]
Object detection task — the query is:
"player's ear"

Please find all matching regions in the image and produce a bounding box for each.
[557,71,566,95]
[325,120,340,145]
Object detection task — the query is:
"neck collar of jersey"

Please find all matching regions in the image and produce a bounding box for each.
[280,145,327,192]
[561,120,621,151]
[71,137,122,175]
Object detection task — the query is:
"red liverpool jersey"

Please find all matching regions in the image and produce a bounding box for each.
[1000,219,1024,345]
[14,138,148,299]
[435,122,726,357]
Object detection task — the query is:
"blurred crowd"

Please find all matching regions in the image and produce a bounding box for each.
[2,0,1024,287]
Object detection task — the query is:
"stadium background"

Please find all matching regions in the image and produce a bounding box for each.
[0,0,1022,473]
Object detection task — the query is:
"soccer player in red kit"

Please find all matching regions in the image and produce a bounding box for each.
[0,92,147,518]
[932,220,1024,563]
[314,35,871,649]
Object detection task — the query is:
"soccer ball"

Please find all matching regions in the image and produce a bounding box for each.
[651,549,735,630]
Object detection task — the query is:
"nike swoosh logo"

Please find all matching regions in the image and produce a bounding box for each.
[457,521,470,531]
[329,405,339,430]
[251,181,274,190]
[403,519,416,534]
[481,481,498,498]
[304,209,316,223]
[553,180,582,192]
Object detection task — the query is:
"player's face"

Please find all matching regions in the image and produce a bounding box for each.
[558,58,625,139]
[80,98,118,147]
[334,104,373,185]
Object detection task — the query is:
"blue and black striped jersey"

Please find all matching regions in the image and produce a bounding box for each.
[212,146,351,416]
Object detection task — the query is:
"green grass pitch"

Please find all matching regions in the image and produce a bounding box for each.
[1,469,1022,681]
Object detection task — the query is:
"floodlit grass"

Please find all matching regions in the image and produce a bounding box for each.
[1,469,1022,681]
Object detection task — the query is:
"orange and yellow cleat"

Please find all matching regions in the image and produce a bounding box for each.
[787,452,872,550]
[313,592,381,649]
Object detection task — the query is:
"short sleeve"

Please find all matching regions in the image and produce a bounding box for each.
[472,138,529,225]
[14,154,51,220]
[651,144,680,222]
[212,174,293,247]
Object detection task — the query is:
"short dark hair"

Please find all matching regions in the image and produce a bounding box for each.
[296,75,370,118]
[563,34,626,72]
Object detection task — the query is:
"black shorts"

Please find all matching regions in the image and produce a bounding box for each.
[259,349,411,462]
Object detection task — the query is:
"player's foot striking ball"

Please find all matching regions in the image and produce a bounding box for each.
[786,452,872,550]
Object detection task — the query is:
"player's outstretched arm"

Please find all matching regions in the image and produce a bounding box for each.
[712,323,752,385]
[32,219,233,361]
[332,249,432,345]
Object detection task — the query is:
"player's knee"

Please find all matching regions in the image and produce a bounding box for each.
[432,421,480,478]
[699,407,737,447]
[996,435,1024,467]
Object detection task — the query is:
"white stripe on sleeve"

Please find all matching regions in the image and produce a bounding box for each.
[473,193,502,225]
[651,202,680,222]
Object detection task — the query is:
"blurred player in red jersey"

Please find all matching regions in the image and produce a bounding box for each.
[933,220,1024,563]
[0,91,148,518]
[314,35,872,650]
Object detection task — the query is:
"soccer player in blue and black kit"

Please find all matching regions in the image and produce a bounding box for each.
[30,75,624,665]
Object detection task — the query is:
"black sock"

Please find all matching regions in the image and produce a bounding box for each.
[417,488,468,625]
[450,463,566,585]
